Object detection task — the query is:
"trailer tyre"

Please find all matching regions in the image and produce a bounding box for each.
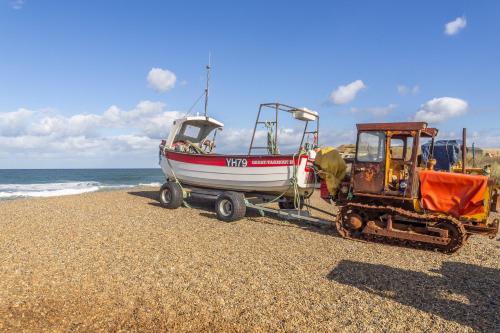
[159,182,183,209]
[215,191,246,222]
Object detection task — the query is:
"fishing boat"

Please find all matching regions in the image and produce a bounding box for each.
[159,103,319,195]
[158,64,320,220]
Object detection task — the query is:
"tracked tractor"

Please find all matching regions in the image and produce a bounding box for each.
[316,122,499,253]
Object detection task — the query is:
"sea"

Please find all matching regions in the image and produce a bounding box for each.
[0,169,165,200]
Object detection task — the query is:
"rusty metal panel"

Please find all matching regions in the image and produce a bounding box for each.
[352,162,385,193]
[355,123,437,137]
[422,127,438,137]
[492,189,500,212]
[356,122,428,132]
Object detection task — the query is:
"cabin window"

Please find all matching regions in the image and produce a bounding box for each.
[183,125,201,140]
[405,136,414,161]
[357,131,385,163]
[390,138,405,159]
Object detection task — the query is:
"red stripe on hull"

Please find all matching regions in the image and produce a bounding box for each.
[164,151,309,167]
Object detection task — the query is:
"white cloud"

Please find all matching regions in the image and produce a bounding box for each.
[102,101,182,139]
[219,122,500,153]
[147,68,177,92]
[349,104,397,117]
[330,80,366,105]
[432,129,500,149]
[218,126,356,154]
[0,108,33,136]
[10,0,24,9]
[219,127,310,154]
[414,97,468,123]
[0,102,183,167]
[470,129,500,148]
[445,16,467,36]
[0,103,177,139]
[397,85,420,96]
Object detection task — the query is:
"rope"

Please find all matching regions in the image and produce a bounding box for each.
[161,149,190,207]
[291,152,301,209]
[253,150,310,211]
[185,91,206,116]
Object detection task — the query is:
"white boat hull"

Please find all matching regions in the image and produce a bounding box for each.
[160,151,316,196]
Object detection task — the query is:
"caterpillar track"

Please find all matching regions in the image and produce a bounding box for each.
[336,202,467,253]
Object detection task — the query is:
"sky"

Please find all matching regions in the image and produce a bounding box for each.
[0,0,499,168]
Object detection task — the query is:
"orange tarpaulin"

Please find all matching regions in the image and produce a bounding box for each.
[419,170,488,217]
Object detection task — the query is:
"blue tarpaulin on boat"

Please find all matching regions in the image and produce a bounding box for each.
[421,140,462,171]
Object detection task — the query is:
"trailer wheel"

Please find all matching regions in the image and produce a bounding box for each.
[279,198,304,210]
[215,191,246,222]
[159,182,183,209]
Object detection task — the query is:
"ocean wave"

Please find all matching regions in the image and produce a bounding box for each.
[0,181,156,199]
[0,182,101,199]
[138,182,162,187]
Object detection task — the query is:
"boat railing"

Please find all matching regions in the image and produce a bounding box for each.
[248,102,319,155]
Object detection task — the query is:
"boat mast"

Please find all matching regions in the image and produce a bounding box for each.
[203,54,211,118]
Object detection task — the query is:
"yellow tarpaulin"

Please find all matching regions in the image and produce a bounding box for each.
[314,147,347,195]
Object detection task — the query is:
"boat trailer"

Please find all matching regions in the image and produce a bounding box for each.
[159,182,335,228]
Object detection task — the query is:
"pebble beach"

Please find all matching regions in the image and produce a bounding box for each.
[0,187,498,332]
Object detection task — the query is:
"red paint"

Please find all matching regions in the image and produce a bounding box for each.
[164,151,309,167]
[304,159,315,172]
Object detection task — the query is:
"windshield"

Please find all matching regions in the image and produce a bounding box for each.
[357,131,386,162]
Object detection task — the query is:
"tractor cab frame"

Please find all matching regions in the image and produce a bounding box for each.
[351,122,437,200]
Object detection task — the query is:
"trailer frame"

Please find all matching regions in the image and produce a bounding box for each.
[160,181,334,228]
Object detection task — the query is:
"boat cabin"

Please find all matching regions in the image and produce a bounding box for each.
[163,103,319,156]
[164,116,224,154]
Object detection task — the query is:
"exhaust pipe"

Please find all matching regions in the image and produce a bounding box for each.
[462,128,467,174]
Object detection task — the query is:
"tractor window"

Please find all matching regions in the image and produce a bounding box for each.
[357,131,385,162]
[390,138,404,159]
[405,136,414,161]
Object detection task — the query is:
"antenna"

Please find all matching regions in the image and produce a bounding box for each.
[203,53,211,118]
